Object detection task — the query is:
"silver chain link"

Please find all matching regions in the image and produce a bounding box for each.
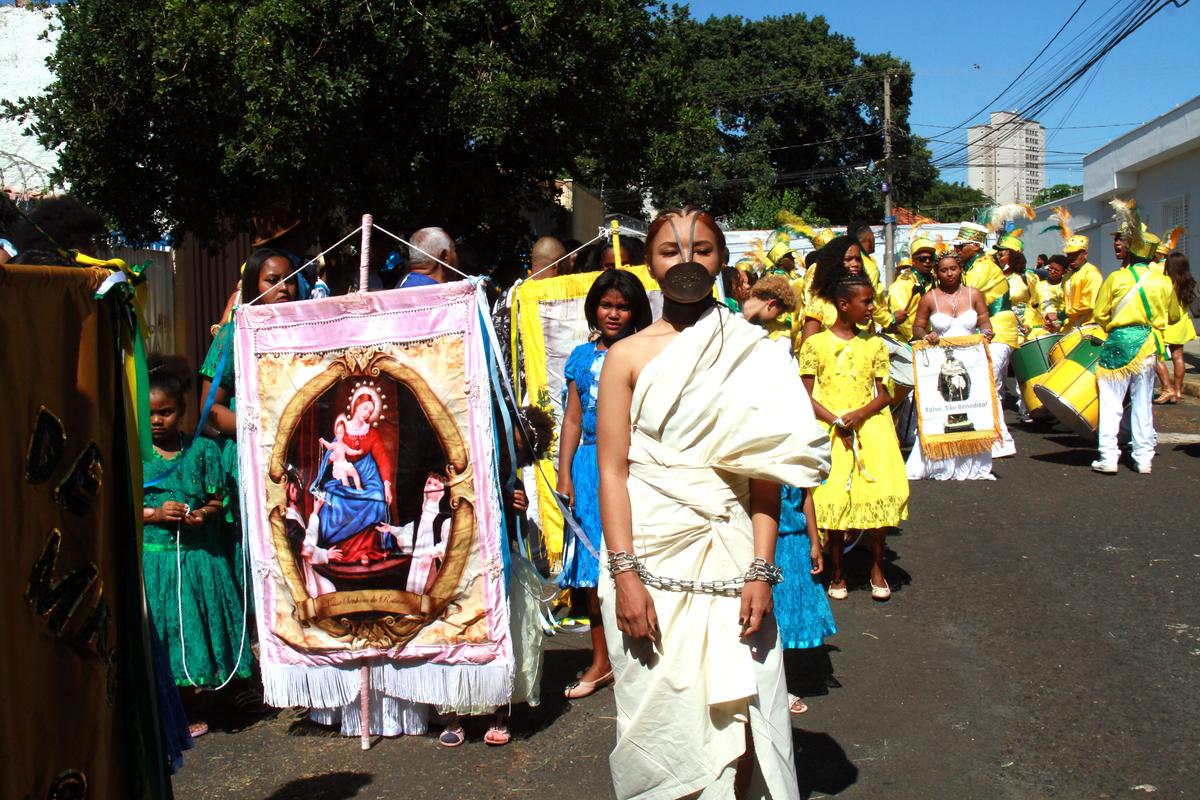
[636,566,748,596]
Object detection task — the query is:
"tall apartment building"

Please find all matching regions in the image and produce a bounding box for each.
[967,111,1046,203]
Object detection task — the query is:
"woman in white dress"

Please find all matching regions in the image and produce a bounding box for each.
[907,254,997,480]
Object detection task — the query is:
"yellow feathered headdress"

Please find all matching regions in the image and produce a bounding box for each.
[1160,225,1185,255]
[981,203,1035,233]
[774,210,816,242]
[1109,197,1151,257]
[1040,206,1074,242]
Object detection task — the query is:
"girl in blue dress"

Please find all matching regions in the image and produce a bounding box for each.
[557,270,652,699]
[773,486,837,714]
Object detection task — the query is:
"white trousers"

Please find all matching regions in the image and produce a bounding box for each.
[1098,355,1156,467]
[989,343,1016,457]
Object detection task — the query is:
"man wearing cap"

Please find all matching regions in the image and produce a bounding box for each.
[889,240,936,342]
[1091,207,1179,474]
[994,231,1041,338]
[1061,236,1101,332]
[952,221,1018,458]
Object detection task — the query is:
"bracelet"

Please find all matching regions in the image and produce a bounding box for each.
[743,558,784,585]
[831,416,846,429]
[607,550,640,579]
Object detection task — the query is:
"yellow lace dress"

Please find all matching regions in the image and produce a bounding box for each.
[798,330,910,530]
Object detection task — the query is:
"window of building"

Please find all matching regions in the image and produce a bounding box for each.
[1160,195,1189,254]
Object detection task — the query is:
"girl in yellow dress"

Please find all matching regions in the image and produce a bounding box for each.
[1154,252,1197,404]
[799,271,910,602]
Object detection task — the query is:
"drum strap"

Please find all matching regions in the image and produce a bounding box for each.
[1111,264,1153,322]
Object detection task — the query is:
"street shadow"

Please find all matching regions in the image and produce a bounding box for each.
[784,645,841,698]
[793,728,858,798]
[264,772,372,800]
[1175,442,1200,458]
[193,677,283,734]
[506,647,591,739]
[1030,435,1096,466]
[838,538,911,593]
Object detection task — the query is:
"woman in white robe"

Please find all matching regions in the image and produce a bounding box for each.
[597,207,830,799]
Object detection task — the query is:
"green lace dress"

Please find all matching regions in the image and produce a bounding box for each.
[200,321,251,613]
[143,435,252,687]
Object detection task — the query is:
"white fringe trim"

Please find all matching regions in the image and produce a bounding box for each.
[308,692,430,737]
[261,658,513,711]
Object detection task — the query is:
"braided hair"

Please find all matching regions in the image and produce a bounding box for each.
[832,271,874,303]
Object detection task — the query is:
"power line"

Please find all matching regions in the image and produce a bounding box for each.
[929,0,1189,169]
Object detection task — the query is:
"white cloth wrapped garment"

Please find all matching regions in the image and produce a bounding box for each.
[599,307,830,800]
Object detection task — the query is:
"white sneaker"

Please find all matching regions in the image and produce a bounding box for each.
[1091,460,1118,474]
[1134,462,1152,474]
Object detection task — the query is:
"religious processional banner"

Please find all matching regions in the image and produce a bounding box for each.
[235,281,512,711]
[911,335,1001,459]
[510,266,661,570]
[2,264,167,800]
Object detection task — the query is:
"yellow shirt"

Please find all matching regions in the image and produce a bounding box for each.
[862,252,880,287]
[887,269,931,341]
[963,253,1018,347]
[1008,270,1044,338]
[1094,263,1180,333]
[1063,262,1102,331]
[1030,279,1066,325]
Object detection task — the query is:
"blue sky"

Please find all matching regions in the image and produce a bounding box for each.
[686,0,1199,186]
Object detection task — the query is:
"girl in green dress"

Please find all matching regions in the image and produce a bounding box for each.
[143,355,252,736]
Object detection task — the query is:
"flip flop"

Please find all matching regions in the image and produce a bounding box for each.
[787,694,809,715]
[484,725,511,746]
[188,721,209,738]
[438,723,466,748]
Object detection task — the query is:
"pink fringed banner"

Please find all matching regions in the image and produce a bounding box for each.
[234,281,511,712]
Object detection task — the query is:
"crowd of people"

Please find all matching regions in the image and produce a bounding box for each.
[4,192,1195,799]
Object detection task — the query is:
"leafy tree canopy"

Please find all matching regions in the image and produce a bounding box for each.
[1033,183,1082,206]
[7,3,938,244]
[650,13,935,223]
[722,186,828,231]
[7,0,679,245]
[910,179,993,223]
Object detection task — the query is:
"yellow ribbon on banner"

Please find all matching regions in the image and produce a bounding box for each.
[511,265,659,570]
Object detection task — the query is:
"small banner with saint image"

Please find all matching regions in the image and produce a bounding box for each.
[911,334,1001,459]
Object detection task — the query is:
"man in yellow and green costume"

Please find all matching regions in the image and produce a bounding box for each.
[1091,200,1180,474]
[952,221,1017,457]
[889,238,936,342]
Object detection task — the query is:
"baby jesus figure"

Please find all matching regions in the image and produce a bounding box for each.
[320,416,364,490]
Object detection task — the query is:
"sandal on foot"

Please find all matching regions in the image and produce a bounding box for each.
[1154,393,1178,405]
[484,725,511,746]
[564,670,613,699]
[870,580,891,601]
[827,583,848,600]
[787,694,809,715]
[188,721,209,738]
[438,723,466,747]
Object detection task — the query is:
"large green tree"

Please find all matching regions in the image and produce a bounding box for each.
[910,180,993,223]
[6,0,681,245]
[1033,183,1082,206]
[648,13,935,223]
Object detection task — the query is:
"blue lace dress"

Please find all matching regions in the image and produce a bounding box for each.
[773,486,837,649]
[558,341,606,588]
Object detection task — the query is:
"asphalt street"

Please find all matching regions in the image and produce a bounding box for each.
[174,400,1200,800]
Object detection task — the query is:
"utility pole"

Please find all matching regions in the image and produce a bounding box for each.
[883,72,896,286]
